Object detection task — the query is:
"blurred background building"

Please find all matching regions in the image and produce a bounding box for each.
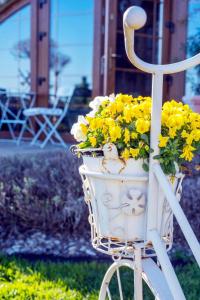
[0,0,199,140]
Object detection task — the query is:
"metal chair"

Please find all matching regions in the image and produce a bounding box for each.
[0,91,35,142]
[19,93,72,148]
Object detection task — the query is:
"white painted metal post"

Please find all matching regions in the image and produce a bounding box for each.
[153,163,200,267]
[134,246,143,300]
[147,72,164,233]
[149,229,186,300]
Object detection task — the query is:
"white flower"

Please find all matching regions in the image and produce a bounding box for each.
[89,96,107,112]
[77,115,88,125]
[88,95,115,117]
[70,115,88,142]
[86,110,96,118]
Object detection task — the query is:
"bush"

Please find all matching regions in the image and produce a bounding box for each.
[0,149,88,238]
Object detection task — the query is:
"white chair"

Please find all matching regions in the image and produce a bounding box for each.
[0,91,35,141]
[19,94,72,148]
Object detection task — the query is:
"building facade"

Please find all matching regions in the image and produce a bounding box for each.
[0,0,199,139]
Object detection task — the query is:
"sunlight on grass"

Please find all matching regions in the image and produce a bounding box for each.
[0,254,199,299]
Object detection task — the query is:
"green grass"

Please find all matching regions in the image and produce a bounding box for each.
[0,254,199,299]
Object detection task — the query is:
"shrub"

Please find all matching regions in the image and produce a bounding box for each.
[0,149,88,238]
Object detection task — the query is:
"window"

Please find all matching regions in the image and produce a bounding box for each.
[115,0,163,96]
[0,5,31,93]
[50,0,94,132]
[186,0,200,95]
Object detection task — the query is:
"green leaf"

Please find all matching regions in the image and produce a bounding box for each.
[141,134,149,143]
[142,162,149,172]
[153,155,161,160]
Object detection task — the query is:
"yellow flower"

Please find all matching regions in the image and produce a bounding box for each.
[105,118,115,127]
[193,129,200,141]
[131,105,142,118]
[121,148,130,160]
[109,125,121,142]
[168,127,176,139]
[167,114,184,130]
[117,115,124,123]
[89,136,97,147]
[180,145,196,162]
[116,93,133,103]
[109,102,118,116]
[181,130,188,138]
[123,106,132,123]
[116,101,124,113]
[140,100,151,115]
[80,124,88,135]
[124,128,130,144]
[159,135,169,148]
[131,132,138,139]
[130,148,139,158]
[90,118,103,130]
[136,119,150,134]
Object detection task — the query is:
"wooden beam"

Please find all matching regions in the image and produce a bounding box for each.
[92,0,104,97]
[0,0,29,23]
[168,0,188,100]
[31,0,50,106]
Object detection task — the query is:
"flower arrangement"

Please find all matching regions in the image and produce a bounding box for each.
[71,94,200,175]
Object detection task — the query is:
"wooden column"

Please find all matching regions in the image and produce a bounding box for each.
[92,0,105,97]
[168,0,188,100]
[31,0,50,106]
[103,0,117,95]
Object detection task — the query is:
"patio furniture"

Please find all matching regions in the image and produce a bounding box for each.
[19,94,72,148]
[0,91,35,142]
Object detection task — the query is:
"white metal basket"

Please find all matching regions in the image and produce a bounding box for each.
[79,154,184,258]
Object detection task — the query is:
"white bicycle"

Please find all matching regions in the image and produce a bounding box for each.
[79,6,200,300]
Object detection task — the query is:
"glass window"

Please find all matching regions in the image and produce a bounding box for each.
[186,0,200,95]
[115,0,162,96]
[0,5,31,93]
[50,0,94,132]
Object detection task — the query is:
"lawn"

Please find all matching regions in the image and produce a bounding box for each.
[0,254,199,299]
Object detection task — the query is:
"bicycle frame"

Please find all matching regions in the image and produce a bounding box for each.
[123,6,200,299]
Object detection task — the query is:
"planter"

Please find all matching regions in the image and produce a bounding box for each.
[79,146,183,245]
